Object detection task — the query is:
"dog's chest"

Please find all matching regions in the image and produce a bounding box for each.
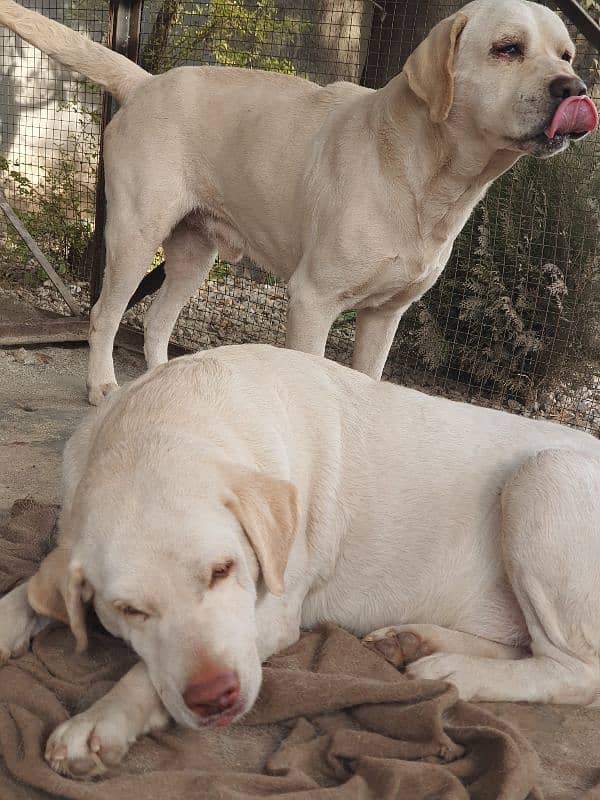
[351,242,453,310]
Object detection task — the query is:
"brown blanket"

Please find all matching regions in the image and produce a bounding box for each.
[0,499,543,799]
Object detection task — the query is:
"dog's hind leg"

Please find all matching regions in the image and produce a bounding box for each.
[143,223,217,370]
[87,190,185,406]
[407,450,600,704]
[363,624,524,668]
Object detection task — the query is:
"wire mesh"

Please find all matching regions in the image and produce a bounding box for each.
[0,0,598,433]
[0,0,105,312]
[382,1,600,433]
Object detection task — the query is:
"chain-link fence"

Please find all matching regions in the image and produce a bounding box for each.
[1,0,599,432]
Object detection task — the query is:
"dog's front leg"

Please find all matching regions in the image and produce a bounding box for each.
[352,305,407,380]
[45,661,170,778]
[352,265,446,380]
[285,279,341,358]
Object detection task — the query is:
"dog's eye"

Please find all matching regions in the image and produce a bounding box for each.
[117,603,148,620]
[561,51,572,62]
[493,43,522,58]
[210,560,234,586]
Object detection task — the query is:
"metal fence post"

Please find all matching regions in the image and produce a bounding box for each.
[90,0,143,307]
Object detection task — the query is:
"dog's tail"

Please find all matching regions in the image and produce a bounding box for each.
[0,0,149,103]
[127,263,166,309]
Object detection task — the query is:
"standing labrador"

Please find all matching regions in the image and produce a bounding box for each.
[0,0,596,404]
[1,344,600,778]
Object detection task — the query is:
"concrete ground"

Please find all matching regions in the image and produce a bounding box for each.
[0,298,599,798]
[0,343,144,509]
[0,297,145,510]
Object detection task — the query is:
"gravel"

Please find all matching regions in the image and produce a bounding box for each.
[1,277,598,436]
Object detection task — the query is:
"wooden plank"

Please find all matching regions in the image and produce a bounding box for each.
[0,319,89,345]
[0,189,82,316]
[115,325,190,358]
[0,319,190,356]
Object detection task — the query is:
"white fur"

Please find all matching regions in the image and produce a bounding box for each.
[0,0,590,402]
[1,344,600,776]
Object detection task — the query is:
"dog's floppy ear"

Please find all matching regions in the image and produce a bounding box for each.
[403,13,468,124]
[27,548,92,652]
[226,470,299,596]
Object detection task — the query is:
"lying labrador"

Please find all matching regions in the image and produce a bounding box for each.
[0,0,596,405]
[1,343,600,777]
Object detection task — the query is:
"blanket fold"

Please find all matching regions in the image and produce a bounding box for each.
[0,500,543,799]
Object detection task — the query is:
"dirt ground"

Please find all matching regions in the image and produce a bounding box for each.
[1,299,599,798]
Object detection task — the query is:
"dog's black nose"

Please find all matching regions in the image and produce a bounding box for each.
[549,75,588,99]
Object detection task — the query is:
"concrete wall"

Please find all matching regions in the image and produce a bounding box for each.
[0,0,105,186]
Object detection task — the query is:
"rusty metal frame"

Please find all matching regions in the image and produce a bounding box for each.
[552,0,600,50]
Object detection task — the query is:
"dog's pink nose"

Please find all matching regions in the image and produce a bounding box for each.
[183,671,240,717]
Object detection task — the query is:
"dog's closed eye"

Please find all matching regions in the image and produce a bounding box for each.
[114,601,150,620]
[210,560,234,587]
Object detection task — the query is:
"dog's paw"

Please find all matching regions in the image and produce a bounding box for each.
[0,586,46,664]
[87,381,118,406]
[406,653,478,700]
[46,707,134,778]
[0,623,31,665]
[0,631,30,665]
[363,625,435,668]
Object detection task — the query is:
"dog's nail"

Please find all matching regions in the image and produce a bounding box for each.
[364,635,373,642]
[51,744,67,760]
[385,630,397,638]
[89,734,101,753]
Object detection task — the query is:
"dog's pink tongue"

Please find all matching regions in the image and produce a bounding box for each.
[545,95,598,138]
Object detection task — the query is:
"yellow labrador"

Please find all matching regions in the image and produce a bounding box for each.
[1,344,600,777]
[0,0,596,404]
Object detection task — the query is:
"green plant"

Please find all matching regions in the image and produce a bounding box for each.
[209,256,232,279]
[142,0,303,74]
[333,309,356,328]
[0,100,98,283]
[397,140,600,403]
